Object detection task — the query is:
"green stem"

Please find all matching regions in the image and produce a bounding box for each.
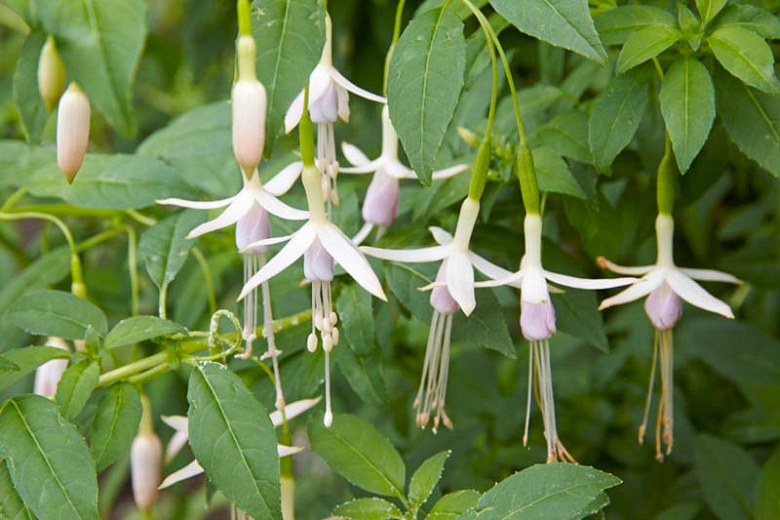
[192,247,217,314]
[383,0,408,95]
[299,83,315,167]
[158,286,168,320]
[1,188,28,211]
[125,209,156,227]
[126,226,140,316]
[237,0,252,36]
[657,134,675,215]
[75,227,125,253]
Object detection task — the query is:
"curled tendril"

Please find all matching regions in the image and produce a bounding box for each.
[190,310,244,362]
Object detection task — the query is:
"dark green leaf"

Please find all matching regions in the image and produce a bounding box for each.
[336,284,376,357]
[757,445,780,520]
[139,211,205,292]
[615,25,681,75]
[55,361,100,420]
[385,263,433,321]
[452,288,515,358]
[694,434,759,520]
[388,7,466,185]
[0,395,98,520]
[490,0,606,63]
[308,413,405,499]
[713,5,780,39]
[333,497,404,520]
[187,362,281,520]
[428,490,481,519]
[0,461,34,520]
[89,383,142,471]
[0,346,70,392]
[409,450,450,509]
[13,31,49,144]
[708,26,780,94]
[533,148,587,198]
[104,316,186,349]
[595,6,676,45]
[8,290,108,339]
[337,341,387,406]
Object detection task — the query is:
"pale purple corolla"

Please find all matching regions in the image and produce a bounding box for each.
[476,213,637,463]
[158,397,320,490]
[598,213,740,461]
[341,106,469,244]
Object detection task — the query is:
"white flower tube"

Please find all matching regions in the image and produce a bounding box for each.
[33,337,70,398]
[56,83,90,183]
[232,35,268,174]
[131,396,162,512]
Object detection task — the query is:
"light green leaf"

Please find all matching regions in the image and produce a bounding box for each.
[139,211,205,293]
[187,362,281,520]
[8,290,108,339]
[0,395,98,520]
[696,0,727,26]
[466,463,620,519]
[0,346,70,392]
[104,316,186,349]
[0,247,69,316]
[336,284,376,357]
[595,5,676,45]
[452,288,516,358]
[0,460,35,520]
[713,5,780,39]
[428,490,481,519]
[55,361,100,420]
[616,25,681,75]
[694,434,759,520]
[13,31,49,144]
[660,58,715,173]
[708,26,780,94]
[333,497,404,520]
[409,450,450,509]
[532,148,587,198]
[757,445,780,520]
[89,383,142,471]
[715,70,780,177]
[490,0,606,63]
[588,69,650,173]
[0,356,19,372]
[308,413,405,499]
[35,0,147,136]
[388,7,466,185]
[252,0,326,150]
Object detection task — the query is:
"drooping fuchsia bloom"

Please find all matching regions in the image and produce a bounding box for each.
[341,105,469,244]
[477,214,637,463]
[598,214,740,461]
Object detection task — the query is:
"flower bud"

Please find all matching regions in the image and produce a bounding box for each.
[520,299,557,341]
[131,431,162,511]
[304,239,335,282]
[56,83,90,183]
[38,36,66,112]
[235,202,271,254]
[232,78,267,173]
[361,169,399,227]
[644,283,682,331]
[430,263,459,315]
[33,337,70,398]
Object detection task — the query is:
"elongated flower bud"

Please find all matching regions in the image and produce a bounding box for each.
[520,299,556,341]
[304,238,335,282]
[33,337,70,398]
[131,396,162,512]
[38,36,66,112]
[430,262,458,315]
[232,36,267,173]
[56,83,90,183]
[236,202,271,254]
[644,283,682,331]
[362,169,399,227]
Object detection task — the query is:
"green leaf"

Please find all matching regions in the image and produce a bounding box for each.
[104,316,186,349]
[8,290,108,340]
[139,211,205,293]
[13,31,49,144]
[0,395,98,520]
[35,0,147,136]
[713,5,780,39]
[694,433,759,520]
[89,383,142,471]
[409,450,450,509]
[595,5,676,45]
[467,463,620,519]
[187,362,281,520]
[0,247,69,316]
[588,69,650,173]
[336,284,376,357]
[532,148,587,198]
[708,26,780,94]
[0,461,35,520]
[0,356,20,372]
[530,109,591,164]
[660,58,715,173]
[757,445,780,520]
[388,7,466,185]
[615,25,681,75]
[695,0,727,26]
[308,413,405,499]
[385,263,433,321]
[55,360,100,420]
[490,0,606,63]
[332,497,404,520]
[337,346,387,406]
[252,0,326,151]
[715,69,780,177]
[0,346,70,392]
[452,288,516,358]
[428,490,480,519]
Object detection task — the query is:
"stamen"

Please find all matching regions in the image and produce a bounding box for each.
[639,330,660,444]
[531,340,576,464]
[239,254,258,358]
[414,311,455,433]
[660,329,674,456]
[257,253,285,410]
[324,349,333,427]
[523,344,533,446]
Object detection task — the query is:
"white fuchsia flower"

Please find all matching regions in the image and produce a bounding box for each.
[341,105,469,244]
[33,337,70,398]
[477,214,637,462]
[159,397,319,490]
[56,82,90,183]
[232,35,268,174]
[598,213,740,461]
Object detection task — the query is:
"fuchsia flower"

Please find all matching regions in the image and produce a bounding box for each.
[56,82,90,183]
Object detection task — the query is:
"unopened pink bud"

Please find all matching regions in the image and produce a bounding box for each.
[130,431,162,511]
[33,337,69,398]
[235,202,271,254]
[232,78,267,173]
[430,262,458,315]
[37,36,66,112]
[304,238,335,282]
[644,283,682,331]
[56,83,90,183]
[309,81,339,124]
[362,170,399,227]
[520,299,556,341]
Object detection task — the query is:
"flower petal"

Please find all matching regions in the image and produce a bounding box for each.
[544,270,638,290]
[385,160,415,179]
[473,270,523,289]
[264,161,303,197]
[319,223,387,300]
[446,252,476,315]
[239,234,294,254]
[239,223,317,299]
[597,256,655,276]
[284,91,305,134]
[666,269,734,318]
[678,267,742,284]
[470,252,515,281]
[352,222,374,246]
[598,271,664,310]
[431,164,470,180]
[336,83,350,122]
[158,459,204,490]
[521,269,550,304]
[341,142,372,167]
[361,244,449,263]
[161,415,188,433]
[269,397,323,427]
[186,193,254,239]
[339,158,383,174]
[156,195,237,209]
[256,190,309,221]
[429,226,453,246]
[164,431,190,464]
[278,444,304,457]
[330,68,386,103]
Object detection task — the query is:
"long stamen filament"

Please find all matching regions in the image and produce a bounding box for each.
[639,330,660,444]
